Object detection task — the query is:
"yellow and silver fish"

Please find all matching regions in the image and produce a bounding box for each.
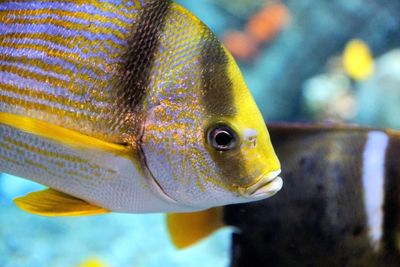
[0,0,281,220]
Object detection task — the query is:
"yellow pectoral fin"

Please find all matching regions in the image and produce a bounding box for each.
[0,112,131,157]
[166,207,225,249]
[14,188,110,216]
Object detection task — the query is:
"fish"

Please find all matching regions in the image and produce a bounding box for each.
[180,124,400,261]
[343,39,374,81]
[0,0,281,230]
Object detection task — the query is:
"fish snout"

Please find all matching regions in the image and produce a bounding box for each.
[238,169,283,198]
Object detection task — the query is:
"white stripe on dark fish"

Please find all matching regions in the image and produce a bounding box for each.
[362,131,389,249]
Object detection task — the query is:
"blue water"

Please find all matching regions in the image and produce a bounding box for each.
[1,176,231,267]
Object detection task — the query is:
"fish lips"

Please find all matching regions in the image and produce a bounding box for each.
[238,169,283,199]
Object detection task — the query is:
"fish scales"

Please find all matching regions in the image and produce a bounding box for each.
[141,4,251,201]
[0,123,114,196]
[0,121,176,212]
[0,0,143,142]
[119,0,171,112]
[142,4,226,201]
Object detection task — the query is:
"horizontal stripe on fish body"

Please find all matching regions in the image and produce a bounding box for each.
[0,124,114,182]
[0,43,117,68]
[0,0,148,142]
[0,63,78,89]
[0,54,110,83]
[0,0,141,21]
[0,37,118,63]
[0,9,134,30]
[0,59,71,82]
[0,83,111,115]
[0,17,130,40]
[0,33,124,54]
[0,58,114,97]
[0,23,128,47]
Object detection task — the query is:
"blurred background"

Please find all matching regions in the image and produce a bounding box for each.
[190,0,400,128]
[2,0,400,266]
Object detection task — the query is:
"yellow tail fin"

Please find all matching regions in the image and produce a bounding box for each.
[167,207,225,249]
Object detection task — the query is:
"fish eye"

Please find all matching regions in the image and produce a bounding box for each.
[207,124,238,151]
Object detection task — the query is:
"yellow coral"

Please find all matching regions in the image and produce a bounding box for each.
[343,39,374,81]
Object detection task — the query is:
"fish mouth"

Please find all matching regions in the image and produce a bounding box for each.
[238,169,283,198]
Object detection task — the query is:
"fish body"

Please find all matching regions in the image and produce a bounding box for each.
[0,0,281,214]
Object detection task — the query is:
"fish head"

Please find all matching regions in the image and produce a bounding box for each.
[141,62,281,210]
[199,48,282,204]
[140,21,281,211]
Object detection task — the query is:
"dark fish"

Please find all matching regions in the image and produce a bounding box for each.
[224,124,400,267]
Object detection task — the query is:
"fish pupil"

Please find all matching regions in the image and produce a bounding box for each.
[208,125,237,151]
[215,131,232,146]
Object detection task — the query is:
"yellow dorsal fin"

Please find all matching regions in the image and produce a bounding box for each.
[0,112,131,157]
[166,207,225,249]
[14,188,110,216]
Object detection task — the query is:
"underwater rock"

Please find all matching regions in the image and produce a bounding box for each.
[224,125,400,267]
